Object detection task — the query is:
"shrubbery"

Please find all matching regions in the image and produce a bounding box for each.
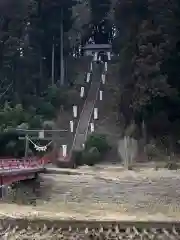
[85,134,110,154]
[164,162,179,170]
[71,150,82,166]
[44,85,80,110]
[0,84,80,157]
[81,147,101,166]
[0,85,77,131]
[73,133,110,167]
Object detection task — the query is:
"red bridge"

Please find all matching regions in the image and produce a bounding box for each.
[0,156,50,196]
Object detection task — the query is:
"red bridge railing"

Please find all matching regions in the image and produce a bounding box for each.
[0,156,50,170]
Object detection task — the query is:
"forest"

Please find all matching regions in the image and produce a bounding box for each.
[0,0,180,154]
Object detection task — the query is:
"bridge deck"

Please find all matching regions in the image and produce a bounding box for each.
[0,157,48,186]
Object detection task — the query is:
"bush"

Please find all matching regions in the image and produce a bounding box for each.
[85,134,110,154]
[29,115,42,129]
[36,100,56,119]
[127,165,133,170]
[0,131,26,157]
[164,162,178,170]
[73,134,110,167]
[43,85,80,111]
[71,150,83,166]
[66,89,81,107]
[82,147,101,166]
[146,143,164,160]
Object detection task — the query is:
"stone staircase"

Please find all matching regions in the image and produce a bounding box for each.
[55,61,102,167]
[52,57,92,167]
[71,63,101,152]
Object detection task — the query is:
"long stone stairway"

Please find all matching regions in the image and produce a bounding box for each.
[71,63,101,152]
[54,61,103,167]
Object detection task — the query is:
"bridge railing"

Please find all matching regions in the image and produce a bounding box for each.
[0,156,50,170]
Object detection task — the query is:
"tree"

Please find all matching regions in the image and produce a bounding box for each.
[0,0,80,129]
[68,0,91,49]
[114,0,180,143]
[79,0,113,45]
[89,0,111,24]
[131,20,173,112]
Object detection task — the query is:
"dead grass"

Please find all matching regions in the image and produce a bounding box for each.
[1,167,180,221]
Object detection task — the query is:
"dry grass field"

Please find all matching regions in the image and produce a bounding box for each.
[0,166,180,221]
[0,166,180,239]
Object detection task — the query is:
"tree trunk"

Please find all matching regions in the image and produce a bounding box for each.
[60,8,64,86]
